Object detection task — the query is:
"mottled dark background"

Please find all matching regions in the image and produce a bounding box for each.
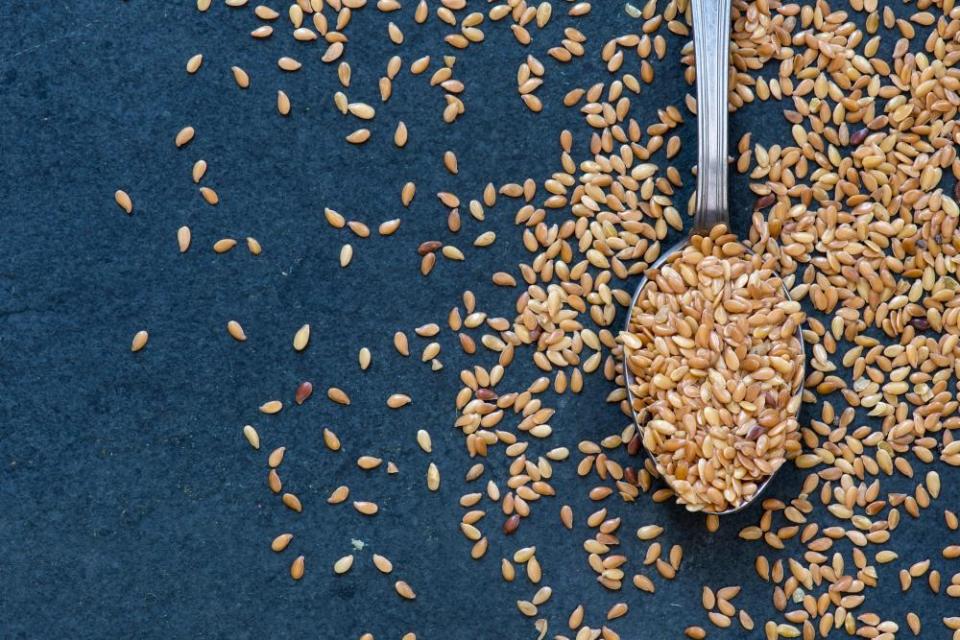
[0,1,956,638]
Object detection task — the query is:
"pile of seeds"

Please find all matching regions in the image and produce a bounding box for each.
[623,225,806,512]
[116,0,960,637]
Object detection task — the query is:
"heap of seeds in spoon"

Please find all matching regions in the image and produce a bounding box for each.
[116,0,960,637]
[623,225,806,512]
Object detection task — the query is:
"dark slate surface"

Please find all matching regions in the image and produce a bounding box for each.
[0,1,956,638]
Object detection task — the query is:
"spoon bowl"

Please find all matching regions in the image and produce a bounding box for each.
[620,0,806,515]
[622,233,807,515]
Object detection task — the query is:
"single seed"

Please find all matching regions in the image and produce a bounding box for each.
[227,320,246,341]
[322,428,341,451]
[427,462,440,490]
[373,554,393,573]
[395,580,416,600]
[131,330,149,352]
[328,387,351,405]
[175,126,195,148]
[282,493,302,512]
[242,425,260,449]
[115,190,133,215]
[340,244,353,267]
[417,430,433,452]
[277,90,291,116]
[334,555,354,574]
[295,381,313,405]
[328,485,349,503]
[293,324,310,352]
[387,393,412,408]
[259,400,283,414]
[290,555,305,580]
[353,501,379,515]
[271,533,292,552]
[268,447,285,468]
[231,66,250,88]
[186,53,203,74]
[346,129,371,144]
[191,160,206,183]
[213,238,236,253]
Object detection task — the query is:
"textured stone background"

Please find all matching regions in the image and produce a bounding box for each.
[0,1,956,638]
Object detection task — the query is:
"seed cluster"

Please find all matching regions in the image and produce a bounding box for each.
[117,0,960,638]
[624,225,806,512]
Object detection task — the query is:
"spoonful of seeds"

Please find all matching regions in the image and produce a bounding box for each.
[621,0,806,514]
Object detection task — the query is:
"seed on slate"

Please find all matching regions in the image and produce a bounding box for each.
[199,186,219,205]
[340,244,353,267]
[260,400,283,414]
[418,241,442,255]
[328,387,351,405]
[684,627,706,639]
[358,456,383,470]
[417,430,433,453]
[353,501,379,515]
[532,586,552,606]
[560,505,573,529]
[388,22,404,43]
[607,603,628,620]
[186,53,203,74]
[267,447,287,469]
[231,66,250,88]
[250,25,272,38]
[192,160,207,183]
[246,237,261,255]
[324,208,345,228]
[277,57,301,71]
[115,190,133,215]
[295,381,313,405]
[387,393,411,408]
[395,580,416,599]
[328,486,349,503]
[443,151,458,174]
[290,555,305,580]
[394,121,408,147]
[271,533,293,552]
[322,428,341,451]
[242,425,260,449]
[373,554,394,573]
[637,525,663,540]
[346,129,370,144]
[172,126,197,150]
[401,182,416,206]
[226,320,246,341]
[213,238,236,253]
[131,330,149,352]
[282,493,302,512]
[394,331,410,356]
[293,324,310,351]
[277,90,291,116]
[359,347,371,370]
[379,219,401,235]
[267,470,281,494]
[427,462,440,490]
[334,555,354,574]
[348,103,376,119]
[504,514,520,534]
[347,221,370,237]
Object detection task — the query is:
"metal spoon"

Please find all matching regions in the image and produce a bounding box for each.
[622,0,806,515]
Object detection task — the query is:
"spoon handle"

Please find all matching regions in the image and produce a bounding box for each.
[692,0,732,235]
